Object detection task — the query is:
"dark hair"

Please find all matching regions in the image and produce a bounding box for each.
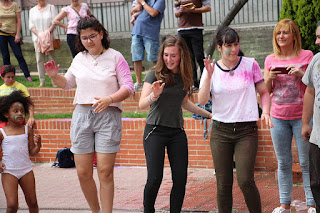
[1,65,15,77]
[75,15,110,52]
[0,90,33,123]
[155,36,193,91]
[216,27,240,47]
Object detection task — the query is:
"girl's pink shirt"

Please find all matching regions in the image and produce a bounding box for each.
[264,49,314,119]
[63,48,134,111]
[62,3,89,35]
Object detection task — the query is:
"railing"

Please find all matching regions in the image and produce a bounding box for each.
[21,0,282,37]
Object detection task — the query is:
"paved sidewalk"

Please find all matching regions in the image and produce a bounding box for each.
[0,163,307,213]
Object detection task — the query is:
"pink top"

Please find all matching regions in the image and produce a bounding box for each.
[61,3,89,35]
[200,57,264,123]
[264,49,313,120]
[64,48,134,111]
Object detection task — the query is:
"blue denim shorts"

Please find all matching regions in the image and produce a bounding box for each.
[70,105,122,154]
[131,35,159,62]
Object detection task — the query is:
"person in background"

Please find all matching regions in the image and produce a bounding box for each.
[0,0,32,81]
[264,18,316,213]
[130,0,165,91]
[130,0,142,26]
[301,21,320,213]
[198,26,272,212]
[44,16,133,213]
[139,36,212,213]
[0,65,35,128]
[174,0,211,92]
[29,0,57,87]
[53,0,91,58]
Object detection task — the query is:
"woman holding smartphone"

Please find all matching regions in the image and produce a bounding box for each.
[264,18,316,213]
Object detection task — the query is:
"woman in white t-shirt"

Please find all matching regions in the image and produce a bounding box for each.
[53,0,91,57]
[29,0,57,87]
[198,26,272,213]
[264,19,316,213]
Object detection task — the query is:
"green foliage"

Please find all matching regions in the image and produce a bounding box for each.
[280,0,320,54]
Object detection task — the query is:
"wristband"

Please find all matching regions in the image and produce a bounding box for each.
[141,1,146,6]
[109,96,114,103]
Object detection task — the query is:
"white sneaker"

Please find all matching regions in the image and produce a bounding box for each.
[308,207,316,213]
[272,207,291,213]
[134,82,143,91]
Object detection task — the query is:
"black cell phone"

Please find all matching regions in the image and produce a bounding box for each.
[274,67,290,74]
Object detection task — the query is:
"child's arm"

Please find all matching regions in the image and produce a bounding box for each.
[28,127,41,156]
[27,97,35,128]
[0,132,5,172]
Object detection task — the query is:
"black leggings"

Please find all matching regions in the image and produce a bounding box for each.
[309,143,320,212]
[67,34,79,58]
[143,124,188,213]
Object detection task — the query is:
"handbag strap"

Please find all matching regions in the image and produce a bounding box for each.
[71,5,81,18]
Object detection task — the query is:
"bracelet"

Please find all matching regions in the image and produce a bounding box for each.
[109,96,113,103]
[262,112,269,115]
[148,92,159,103]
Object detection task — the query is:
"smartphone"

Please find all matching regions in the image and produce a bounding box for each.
[274,67,290,74]
[183,3,195,8]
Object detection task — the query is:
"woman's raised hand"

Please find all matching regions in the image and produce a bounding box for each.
[204,55,215,78]
[44,60,59,78]
[151,80,165,98]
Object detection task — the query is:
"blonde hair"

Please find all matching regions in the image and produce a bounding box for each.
[272,18,302,57]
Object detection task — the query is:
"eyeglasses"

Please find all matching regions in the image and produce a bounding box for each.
[80,33,99,42]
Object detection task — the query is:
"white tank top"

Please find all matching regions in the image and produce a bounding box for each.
[1,125,32,170]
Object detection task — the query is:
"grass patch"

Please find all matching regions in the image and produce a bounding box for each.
[7,73,147,88]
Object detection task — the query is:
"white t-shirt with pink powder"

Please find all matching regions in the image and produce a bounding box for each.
[264,49,313,120]
[200,57,264,123]
[63,48,134,111]
[62,3,89,35]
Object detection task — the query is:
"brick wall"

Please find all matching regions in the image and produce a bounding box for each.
[29,87,301,171]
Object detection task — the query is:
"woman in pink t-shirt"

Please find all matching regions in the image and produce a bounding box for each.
[53,0,91,57]
[264,18,316,213]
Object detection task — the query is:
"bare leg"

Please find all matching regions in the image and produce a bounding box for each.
[19,171,39,213]
[2,173,19,213]
[134,60,143,84]
[74,153,100,213]
[97,153,117,213]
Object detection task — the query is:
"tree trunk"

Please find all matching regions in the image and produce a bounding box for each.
[205,0,249,57]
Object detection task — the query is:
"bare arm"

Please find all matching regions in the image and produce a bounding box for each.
[15,12,21,43]
[175,5,211,17]
[28,127,41,156]
[302,86,315,142]
[256,81,273,128]
[44,60,67,88]
[27,98,35,129]
[182,95,211,118]
[53,10,68,30]
[139,81,165,109]
[137,0,160,17]
[198,58,214,105]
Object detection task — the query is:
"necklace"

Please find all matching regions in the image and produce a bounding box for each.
[221,58,239,76]
[89,50,104,66]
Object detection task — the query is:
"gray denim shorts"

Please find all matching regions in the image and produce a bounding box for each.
[70,105,122,154]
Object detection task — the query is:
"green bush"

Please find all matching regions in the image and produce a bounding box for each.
[280,0,320,54]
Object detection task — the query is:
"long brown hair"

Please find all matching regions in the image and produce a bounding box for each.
[272,18,302,57]
[155,36,193,91]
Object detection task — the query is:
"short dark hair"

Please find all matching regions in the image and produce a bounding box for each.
[1,65,15,78]
[75,15,110,52]
[216,27,240,47]
[0,90,33,123]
